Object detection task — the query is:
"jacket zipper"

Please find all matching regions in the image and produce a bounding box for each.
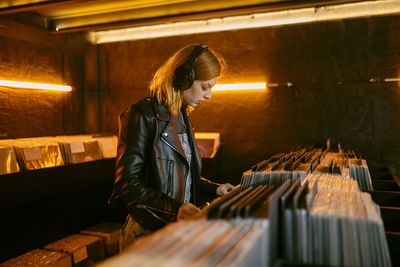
[168,161,174,198]
[162,137,190,202]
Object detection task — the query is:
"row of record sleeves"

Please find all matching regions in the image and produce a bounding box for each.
[241,147,373,192]
[0,135,117,175]
[98,146,391,267]
[99,219,270,267]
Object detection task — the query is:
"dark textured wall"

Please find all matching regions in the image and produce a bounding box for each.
[95,15,400,184]
[0,16,89,138]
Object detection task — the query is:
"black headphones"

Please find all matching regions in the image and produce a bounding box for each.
[173,44,208,91]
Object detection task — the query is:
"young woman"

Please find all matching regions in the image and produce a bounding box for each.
[109,44,235,250]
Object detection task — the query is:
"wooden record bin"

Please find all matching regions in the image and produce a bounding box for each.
[370,166,400,267]
[275,165,400,267]
[0,158,119,263]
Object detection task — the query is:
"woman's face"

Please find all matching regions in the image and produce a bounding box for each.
[183,77,217,107]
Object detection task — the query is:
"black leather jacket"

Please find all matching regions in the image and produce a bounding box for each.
[110,97,219,230]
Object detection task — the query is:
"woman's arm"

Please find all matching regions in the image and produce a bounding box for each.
[199,177,235,196]
[199,176,220,195]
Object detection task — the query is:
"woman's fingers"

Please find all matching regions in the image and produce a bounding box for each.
[224,183,235,192]
[186,203,201,211]
[217,183,236,196]
[177,203,200,220]
[183,203,200,215]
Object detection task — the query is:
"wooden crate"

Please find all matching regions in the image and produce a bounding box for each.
[81,222,121,257]
[44,234,103,266]
[1,249,71,267]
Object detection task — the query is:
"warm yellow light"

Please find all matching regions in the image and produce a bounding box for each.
[89,0,400,43]
[0,0,46,9]
[384,78,400,82]
[0,80,71,92]
[213,83,266,91]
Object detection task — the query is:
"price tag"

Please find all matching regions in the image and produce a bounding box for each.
[73,247,88,264]
[70,141,85,153]
[23,147,43,161]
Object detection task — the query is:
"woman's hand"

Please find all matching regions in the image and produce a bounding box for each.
[216,183,236,196]
[177,203,201,220]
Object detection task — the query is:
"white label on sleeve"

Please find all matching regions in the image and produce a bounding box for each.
[23,147,43,161]
[73,246,88,264]
[70,141,85,153]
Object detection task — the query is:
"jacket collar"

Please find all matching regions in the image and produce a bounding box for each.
[151,98,170,121]
[150,97,189,122]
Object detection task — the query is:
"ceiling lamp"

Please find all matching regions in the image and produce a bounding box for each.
[89,0,400,44]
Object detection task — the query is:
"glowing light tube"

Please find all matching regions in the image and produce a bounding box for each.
[384,78,400,82]
[89,0,400,43]
[213,83,266,91]
[0,80,72,92]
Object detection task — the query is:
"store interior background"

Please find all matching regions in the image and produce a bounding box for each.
[1,12,399,184]
[0,0,400,262]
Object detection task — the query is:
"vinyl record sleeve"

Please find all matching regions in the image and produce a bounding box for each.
[0,146,20,174]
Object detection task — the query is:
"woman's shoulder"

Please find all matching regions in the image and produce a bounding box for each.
[119,97,153,120]
[126,97,154,112]
[131,96,153,107]
[118,98,158,134]
[122,97,168,121]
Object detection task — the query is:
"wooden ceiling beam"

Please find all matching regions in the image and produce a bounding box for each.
[0,0,89,15]
[48,0,360,33]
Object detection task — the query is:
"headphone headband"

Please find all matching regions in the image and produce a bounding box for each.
[185,44,208,70]
[173,44,209,91]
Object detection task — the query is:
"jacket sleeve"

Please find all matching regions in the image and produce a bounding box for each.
[199,176,220,195]
[113,104,182,230]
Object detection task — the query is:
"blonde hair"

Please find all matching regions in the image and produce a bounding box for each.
[149,44,224,115]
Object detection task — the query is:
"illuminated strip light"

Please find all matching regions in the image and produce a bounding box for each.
[369,77,400,83]
[213,83,266,91]
[0,80,71,92]
[384,78,400,82]
[89,0,400,44]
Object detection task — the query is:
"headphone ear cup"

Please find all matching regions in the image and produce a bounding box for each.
[173,44,207,91]
[173,63,195,91]
[185,65,195,90]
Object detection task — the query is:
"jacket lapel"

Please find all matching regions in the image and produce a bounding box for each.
[161,121,187,161]
[152,100,187,161]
